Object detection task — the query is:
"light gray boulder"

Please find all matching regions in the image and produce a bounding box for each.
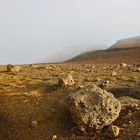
[69,85,121,132]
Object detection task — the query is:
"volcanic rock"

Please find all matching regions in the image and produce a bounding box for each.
[98,80,109,88]
[121,63,127,67]
[68,85,121,132]
[105,125,120,138]
[111,71,117,76]
[59,74,75,86]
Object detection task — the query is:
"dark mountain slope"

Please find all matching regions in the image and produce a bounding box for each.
[67,36,140,64]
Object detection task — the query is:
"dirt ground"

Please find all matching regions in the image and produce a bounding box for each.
[0,63,140,140]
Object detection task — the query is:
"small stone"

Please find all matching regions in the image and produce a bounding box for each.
[137,132,140,136]
[86,69,90,72]
[52,135,57,140]
[31,120,38,128]
[94,77,100,82]
[91,66,95,69]
[35,102,38,106]
[128,121,132,125]
[78,85,85,89]
[121,63,127,67]
[137,67,140,72]
[59,74,74,86]
[106,125,120,138]
[111,71,117,76]
[98,80,109,88]
[133,67,140,72]
[122,124,127,128]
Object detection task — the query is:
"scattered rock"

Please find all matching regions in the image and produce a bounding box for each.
[12,65,21,72]
[52,135,57,140]
[122,124,127,128]
[137,67,140,72]
[59,74,75,86]
[0,65,8,72]
[30,120,38,128]
[105,125,120,138]
[128,121,133,125]
[69,85,121,132]
[86,69,91,72]
[121,63,127,67]
[32,65,39,68]
[134,67,140,72]
[98,80,109,88]
[94,77,100,82]
[0,64,17,72]
[103,67,106,69]
[131,81,140,99]
[111,71,117,76]
[91,66,95,69]
[78,85,85,89]
[7,64,14,72]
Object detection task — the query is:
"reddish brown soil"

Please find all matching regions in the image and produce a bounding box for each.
[0,63,140,140]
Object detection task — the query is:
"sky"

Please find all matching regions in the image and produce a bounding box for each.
[0,0,140,64]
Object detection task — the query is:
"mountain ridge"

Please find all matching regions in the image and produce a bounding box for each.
[67,36,140,64]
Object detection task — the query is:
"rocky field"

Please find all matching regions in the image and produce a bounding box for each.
[0,63,140,140]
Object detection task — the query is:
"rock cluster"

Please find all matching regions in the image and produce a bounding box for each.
[12,65,21,72]
[0,64,21,72]
[68,84,121,132]
[0,65,8,72]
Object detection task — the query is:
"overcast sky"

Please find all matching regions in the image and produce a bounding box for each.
[0,0,140,64]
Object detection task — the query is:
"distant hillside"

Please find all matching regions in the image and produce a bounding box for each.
[109,36,140,50]
[67,36,140,64]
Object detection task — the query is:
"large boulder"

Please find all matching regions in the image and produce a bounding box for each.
[68,85,121,132]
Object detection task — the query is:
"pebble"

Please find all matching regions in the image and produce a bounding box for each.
[31,120,38,128]
[52,135,57,140]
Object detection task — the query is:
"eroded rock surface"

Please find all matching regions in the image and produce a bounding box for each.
[103,125,120,138]
[69,85,121,132]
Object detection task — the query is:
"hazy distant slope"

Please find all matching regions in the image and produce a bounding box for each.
[109,36,140,50]
[68,36,140,64]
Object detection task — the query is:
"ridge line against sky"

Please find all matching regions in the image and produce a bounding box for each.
[0,0,140,64]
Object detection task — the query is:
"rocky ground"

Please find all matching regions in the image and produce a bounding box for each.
[0,63,140,140]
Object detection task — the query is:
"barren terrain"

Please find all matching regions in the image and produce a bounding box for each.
[0,63,140,140]
[69,47,140,64]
